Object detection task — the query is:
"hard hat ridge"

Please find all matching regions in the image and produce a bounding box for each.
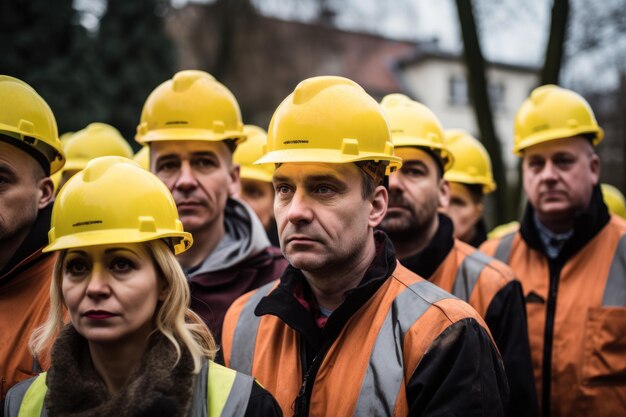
[45,156,192,255]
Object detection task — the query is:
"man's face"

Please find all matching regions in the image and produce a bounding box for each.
[522,136,600,223]
[239,178,275,230]
[379,147,449,240]
[0,141,53,250]
[150,140,239,234]
[446,182,483,243]
[273,162,386,274]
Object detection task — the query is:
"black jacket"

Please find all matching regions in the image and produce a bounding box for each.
[401,214,538,417]
[255,231,509,416]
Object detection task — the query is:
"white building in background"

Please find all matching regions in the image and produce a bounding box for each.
[397,46,539,182]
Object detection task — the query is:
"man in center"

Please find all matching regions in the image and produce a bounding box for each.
[135,70,287,345]
[222,76,508,416]
[378,94,537,417]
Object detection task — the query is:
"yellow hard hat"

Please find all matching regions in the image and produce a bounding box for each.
[257,76,401,172]
[136,70,246,145]
[50,170,62,195]
[63,123,134,172]
[133,145,150,170]
[59,132,74,143]
[601,183,626,219]
[514,85,604,155]
[380,94,453,171]
[488,221,520,239]
[444,129,496,193]
[0,75,65,174]
[44,156,192,255]
[234,125,274,183]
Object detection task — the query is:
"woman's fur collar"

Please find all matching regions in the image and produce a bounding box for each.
[45,325,195,417]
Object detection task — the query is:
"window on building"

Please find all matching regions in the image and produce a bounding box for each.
[448,75,507,111]
[449,75,468,106]
[489,82,506,111]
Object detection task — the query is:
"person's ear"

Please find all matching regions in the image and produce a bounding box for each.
[369,185,388,228]
[589,153,600,185]
[229,163,241,197]
[37,177,55,209]
[438,179,450,209]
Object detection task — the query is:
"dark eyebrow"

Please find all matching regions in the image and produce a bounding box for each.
[553,151,577,158]
[305,174,345,184]
[0,163,16,176]
[303,174,349,194]
[190,151,218,158]
[402,160,430,171]
[154,153,180,163]
[104,247,138,256]
[273,173,345,184]
[272,174,290,185]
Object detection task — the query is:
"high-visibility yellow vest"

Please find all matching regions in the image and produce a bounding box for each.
[16,361,251,417]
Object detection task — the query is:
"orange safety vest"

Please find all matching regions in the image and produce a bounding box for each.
[481,215,626,416]
[0,250,55,400]
[430,239,514,317]
[222,262,492,417]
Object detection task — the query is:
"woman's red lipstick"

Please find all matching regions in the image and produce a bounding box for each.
[83,310,116,319]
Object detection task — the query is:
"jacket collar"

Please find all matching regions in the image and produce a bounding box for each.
[185,197,270,276]
[0,203,52,280]
[468,217,488,248]
[519,184,610,262]
[255,231,396,350]
[398,213,455,279]
[46,325,195,417]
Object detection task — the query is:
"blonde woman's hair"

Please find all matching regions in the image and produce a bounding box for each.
[31,239,217,373]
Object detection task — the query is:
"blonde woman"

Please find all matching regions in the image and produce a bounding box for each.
[4,157,282,417]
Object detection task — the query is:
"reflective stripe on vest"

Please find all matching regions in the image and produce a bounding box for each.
[207,361,253,417]
[18,363,252,417]
[18,374,46,417]
[354,280,452,416]
[451,250,491,302]
[602,233,626,307]
[493,232,516,264]
[229,277,455,415]
[230,281,276,374]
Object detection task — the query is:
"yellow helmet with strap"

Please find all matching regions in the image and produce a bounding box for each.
[256,76,401,173]
[234,125,274,183]
[444,129,496,193]
[380,94,453,171]
[63,123,134,172]
[136,70,246,146]
[45,156,192,254]
[514,85,603,155]
[0,75,65,174]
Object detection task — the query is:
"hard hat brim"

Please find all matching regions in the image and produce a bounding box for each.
[62,159,88,173]
[513,126,604,155]
[43,229,193,255]
[255,148,402,171]
[240,166,274,183]
[445,172,497,194]
[136,128,246,145]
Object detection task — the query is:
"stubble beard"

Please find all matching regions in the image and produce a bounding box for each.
[379,197,439,245]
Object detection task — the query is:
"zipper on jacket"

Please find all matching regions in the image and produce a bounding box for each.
[293,340,334,417]
[541,262,560,417]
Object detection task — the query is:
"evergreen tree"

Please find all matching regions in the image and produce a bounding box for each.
[0,0,107,134]
[96,0,176,147]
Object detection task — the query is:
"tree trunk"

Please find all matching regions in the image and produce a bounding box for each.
[454,0,509,225]
[541,0,570,85]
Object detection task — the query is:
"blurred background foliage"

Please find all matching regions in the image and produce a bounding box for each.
[0,0,175,149]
